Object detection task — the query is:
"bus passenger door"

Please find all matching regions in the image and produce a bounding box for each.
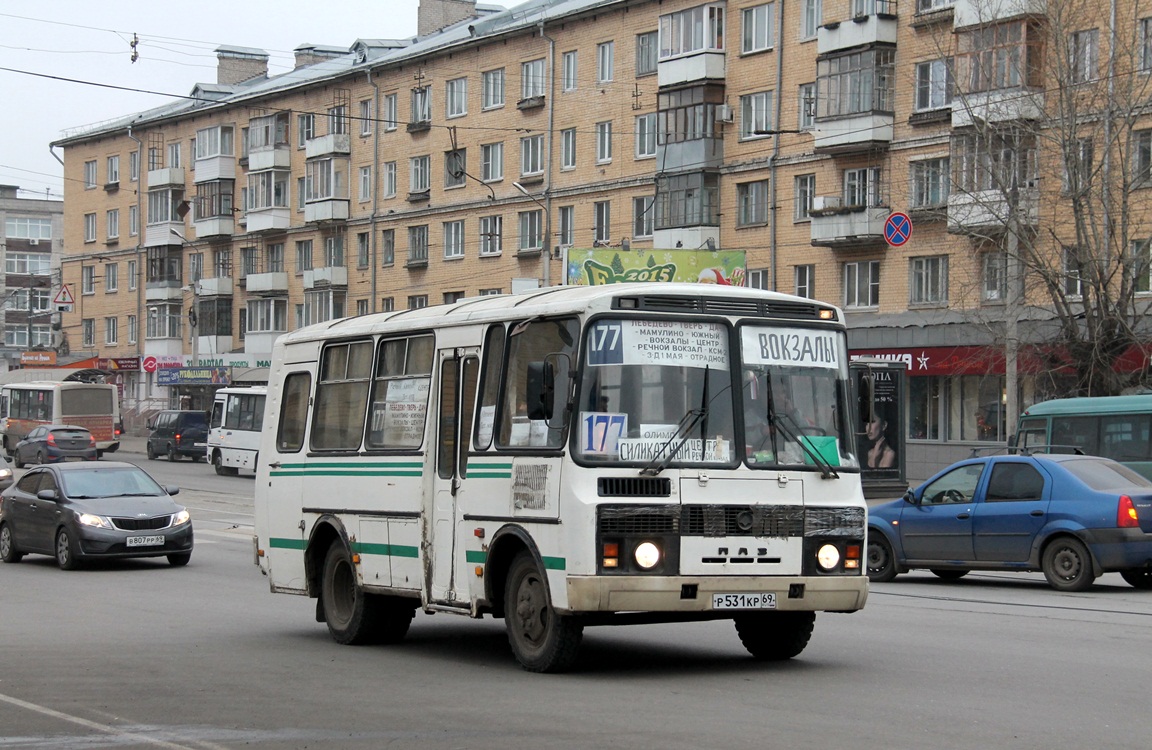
[429,348,480,604]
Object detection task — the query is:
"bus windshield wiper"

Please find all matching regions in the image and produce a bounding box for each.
[640,366,709,477]
[765,373,838,479]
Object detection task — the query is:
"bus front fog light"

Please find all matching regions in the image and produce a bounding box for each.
[634,541,661,569]
[816,544,841,571]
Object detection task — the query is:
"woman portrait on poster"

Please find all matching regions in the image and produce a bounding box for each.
[865,412,896,469]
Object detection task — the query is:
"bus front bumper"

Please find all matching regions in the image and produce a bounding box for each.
[564,575,868,614]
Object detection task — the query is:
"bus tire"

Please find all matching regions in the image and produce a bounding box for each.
[320,542,380,645]
[734,611,816,661]
[1042,536,1096,592]
[213,453,238,476]
[504,550,583,673]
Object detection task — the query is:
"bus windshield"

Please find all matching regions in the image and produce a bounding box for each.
[574,318,735,467]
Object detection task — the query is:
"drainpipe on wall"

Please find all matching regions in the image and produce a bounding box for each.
[769,0,786,292]
[126,125,144,413]
[540,19,555,287]
[367,69,381,311]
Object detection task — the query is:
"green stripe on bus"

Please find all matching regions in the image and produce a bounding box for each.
[542,557,566,570]
[465,550,564,570]
[353,542,419,558]
[466,550,487,563]
[275,462,424,469]
[271,470,424,477]
[269,538,306,550]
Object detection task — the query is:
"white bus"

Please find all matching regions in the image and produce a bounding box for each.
[0,381,121,455]
[253,283,869,672]
[208,386,267,475]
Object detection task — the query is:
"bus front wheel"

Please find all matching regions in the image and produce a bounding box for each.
[504,551,583,673]
[213,452,238,476]
[734,611,815,661]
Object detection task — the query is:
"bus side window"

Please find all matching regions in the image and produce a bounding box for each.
[498,317,577,449]
[210,401,223,429]
[278,373,312,452]
[474,324,506,450]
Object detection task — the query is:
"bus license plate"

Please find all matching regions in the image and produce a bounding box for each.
[712,593,777,610]
[126,535,164,547]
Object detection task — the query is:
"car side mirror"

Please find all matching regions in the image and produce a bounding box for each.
[165,486,180,496]
[146,421,154,430]
[36,489,59,501]
[902,489,917,505]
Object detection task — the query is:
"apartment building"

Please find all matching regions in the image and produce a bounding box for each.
[51,0,1152,476]
[0,185,62,370]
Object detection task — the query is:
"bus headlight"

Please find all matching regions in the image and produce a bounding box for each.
[816,544,841,571]
[634,541,661,569]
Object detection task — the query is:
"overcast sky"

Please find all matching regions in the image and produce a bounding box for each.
[0,1,465,201]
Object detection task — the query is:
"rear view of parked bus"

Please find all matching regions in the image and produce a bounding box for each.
[0,381,120,455]
[208,386,267,475]
[253,284,868,672]
[1016,395,1152,479]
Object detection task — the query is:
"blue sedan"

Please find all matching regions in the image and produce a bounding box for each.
[867,454,1152,591]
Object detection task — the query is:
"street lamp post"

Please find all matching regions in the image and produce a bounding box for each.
[513,182,551,287]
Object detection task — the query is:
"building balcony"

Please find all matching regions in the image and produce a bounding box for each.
[244,331,282,355]
[198,276,233,297]
[145,283,184,303]
[658,50,725,88]
[144,221,186,248]
[192,216,234,238]
[305,133,351,158]
[653,226,720,252]
[809,199,889,248]
[814,112,894,154]
[947,188,1039,233]
[195,336,233,357]
[147,167,185,188]
[952,89,1045,128]
[817,3,898,55]
[144,339,184,359]
[304,198,349,223]
[303,266,348,288]
[953,0,1045,29]
[248,145,291,171]
[246,206,291,232]
[245,271,289,295]
[193,155,236,183]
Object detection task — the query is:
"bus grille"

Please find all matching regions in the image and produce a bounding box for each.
[111,515,172,531]
[597,477,671,497]
[682,505,805,537]
[598,505,680,534]
[804,507,866,537]
[597,505,847,538]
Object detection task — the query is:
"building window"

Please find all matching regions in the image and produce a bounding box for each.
[596,121,613,163]
[737,180,769,226]
[129,205,138,236]
[794,173,815,221]
[915,59,954,111]
[106,209,119,240]
[1069,29,1099,83]
[168,142,182,168]
[195,125,234,159]
[408,225,429,264]
[127,260,137,290]
[910,158,950,207]
[5,252,51,275]
[740,91,773,139]
[328,105,348,136]
[382,161,397,197]
[297,113,315,146]
[1141,18,1152,72]
[953,131,1038,191]
[248,170,289,211]
[798,83,816,130]
[84,214,96,243]
[561,129,576,169]
[267,243,284,273]
[1063,247,1083,297]
[359,166,372,201]
[189,253,203,284]
[844,260,880,308]
[742,3,775,53]
[323,235,344,267]
[817,49,895,117]
[659,4,725,59]
[519,210,543,251]
[383,94,398,130]
[296,240,313,273]
[410,155,431,193]
[444,220,465,259]
[446,77,467,118]
[84,160,97,188]
[1132,240,1151,293]
[381,297,395,312]
[844,167,883,207]
[654,172,720,229]
[795,265,815,298]
[801,0,821,39]
[481,143,503,181]
[127,314,137,344]
[636,31,658,76]
[297,177,306,209]
[82,319,95,347]
[480,215,503,256]
[594,201,612,243]
[910,255,948,304]
[521,135,544,175]
[408,295,429,310]
[597,41,615,82]
[747,269,769,289]
[357,232,370,268]
[482,68,505,109]
[559,205,575,247]
[1063,138,1094,195]
[521,59,545,99]
[104,263,118,292]
[633,196,655,238]
[444,291,465,305]
[381,229,395,266]
[960,20,1045,93]
[562,51,578,91]
[104,317,118,345]
[635,113,657,158]
[479,288,502,296]
[129,151,139,181]
[658,85,724,145]
[445,148,466,189]
[106,155,120,184]
[359,99,373,136]
[304,158,347,202]
[193,179,236,220]
[411,86,431,124]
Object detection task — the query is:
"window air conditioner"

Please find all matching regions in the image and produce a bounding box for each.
[716,104,734,123]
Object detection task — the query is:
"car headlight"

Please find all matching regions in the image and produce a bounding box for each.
[816,543,841,571]
[634,541,661,570]
[0,469,11,479]
[171,509,191,527]
[78,513,113,529]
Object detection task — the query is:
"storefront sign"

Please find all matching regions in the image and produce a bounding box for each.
[98,357,141,371]
[567,248,746,286]
[157,367,231,385]
[20,351,56,366]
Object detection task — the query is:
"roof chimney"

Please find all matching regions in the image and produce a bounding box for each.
[418,0,477,36]
[294,44,349,69]
[215,46,269,85]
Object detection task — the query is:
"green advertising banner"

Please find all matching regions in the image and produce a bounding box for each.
[566,248,747,287]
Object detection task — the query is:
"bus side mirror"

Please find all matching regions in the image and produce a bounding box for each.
[858,372,875,426]
[526,361,554,421]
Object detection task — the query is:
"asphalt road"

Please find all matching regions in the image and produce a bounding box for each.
[2,448,1151,748]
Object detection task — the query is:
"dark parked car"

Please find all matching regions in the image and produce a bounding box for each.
[12,425,98,468]
[867,453,1152,591]
[146,410,208,462]
[0,461,193,569]
[0,453,13,491]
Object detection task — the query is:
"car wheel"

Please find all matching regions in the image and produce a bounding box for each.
[504,550,583,673]
[146,441,157,460]
[167,552,192,567]
[0,523,23,563]
[36,450,47,465]
[1120,570,1152,589]
[167,444,179,462]
[930,569,969,581]
[734,611,816,660]
[1042,536,1096,592]
[55,528,80,570]
[320,543,382,645]
[13,450,24,469]
[867,533,898,583]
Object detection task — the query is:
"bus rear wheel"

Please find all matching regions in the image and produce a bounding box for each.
[734,611,816,661]
[320,543,396,645]
[504,551,583,673]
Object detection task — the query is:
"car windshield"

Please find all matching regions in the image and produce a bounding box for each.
[61,467,166,499]
[1060,458,1152,490]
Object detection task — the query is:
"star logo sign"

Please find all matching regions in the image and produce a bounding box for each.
[917,352,930,370]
